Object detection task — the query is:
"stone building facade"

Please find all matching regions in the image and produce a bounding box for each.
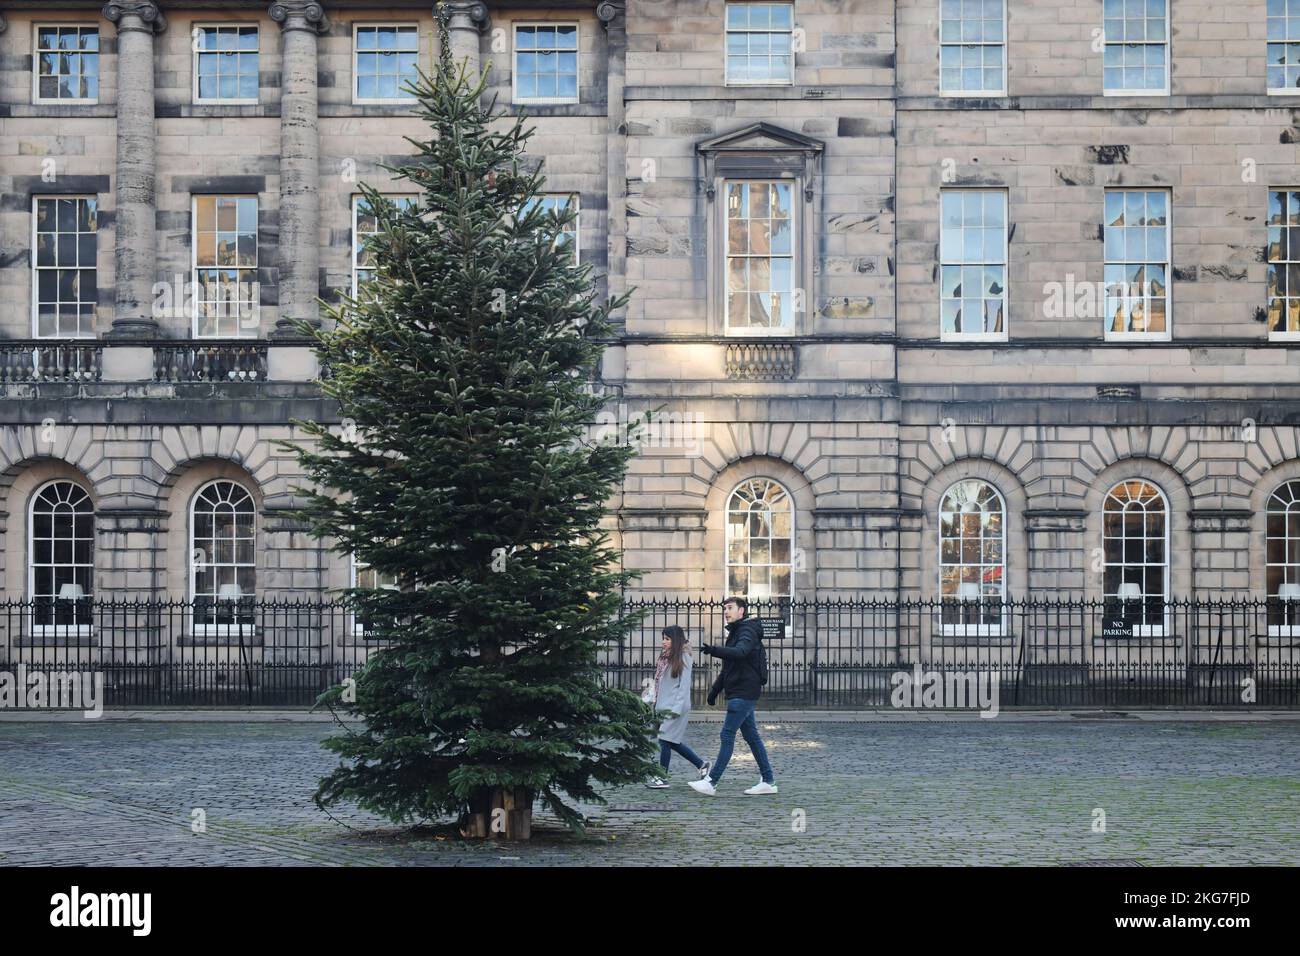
[1,0,1299,635]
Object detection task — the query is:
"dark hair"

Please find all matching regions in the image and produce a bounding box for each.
[723,596,748,616]
[661,626,688,678]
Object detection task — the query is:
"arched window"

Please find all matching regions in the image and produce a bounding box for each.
[938,479,1005,631]
[726,478,793,602]
[29,480,93,629]
[190,480,255,630]
[1266,480,1300,631]
[1103,479,1169,632]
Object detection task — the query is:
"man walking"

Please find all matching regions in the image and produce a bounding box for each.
[689,596,777,795]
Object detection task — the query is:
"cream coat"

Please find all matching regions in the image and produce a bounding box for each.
[655,654,693,744]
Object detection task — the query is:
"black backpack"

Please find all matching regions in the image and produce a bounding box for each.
[748,638,769,687]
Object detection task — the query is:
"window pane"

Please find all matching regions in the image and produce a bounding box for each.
[30,482,94,607]
[515,24,579,101]
[940,190,1006,335]
[726,4,794,85]
[1103,191,1169,336]
[726,478,794,599]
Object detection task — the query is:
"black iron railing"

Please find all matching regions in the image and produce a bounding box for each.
[612,598,1300,708]
[0,597,1296,708]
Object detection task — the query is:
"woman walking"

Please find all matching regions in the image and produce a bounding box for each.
[646,626,710,788]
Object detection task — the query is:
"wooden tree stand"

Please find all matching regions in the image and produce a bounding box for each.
[460,786,533,841]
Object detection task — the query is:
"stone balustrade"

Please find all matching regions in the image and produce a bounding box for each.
[0,340,315,385]
[153,342,270,382]
[724,341,798,381]
[0,342,103,383]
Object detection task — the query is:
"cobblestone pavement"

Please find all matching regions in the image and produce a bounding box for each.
[1,719,1298,866]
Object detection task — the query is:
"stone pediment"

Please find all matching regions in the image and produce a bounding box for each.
[697,123,824,202]
[696,122,824,157]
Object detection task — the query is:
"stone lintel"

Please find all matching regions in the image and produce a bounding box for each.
[262,504,314,533]
[1190,509,1255,532]
[813,508,908,530]
[94,508,167,532]
[1024,509,1088,532]
[619,508,706,531]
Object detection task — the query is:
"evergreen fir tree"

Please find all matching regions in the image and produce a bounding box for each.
[287,12,658,837]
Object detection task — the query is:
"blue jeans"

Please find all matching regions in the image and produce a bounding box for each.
[659,739,704,772]
[710,697,774,785]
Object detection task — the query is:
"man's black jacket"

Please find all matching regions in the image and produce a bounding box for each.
[707,616,764,702]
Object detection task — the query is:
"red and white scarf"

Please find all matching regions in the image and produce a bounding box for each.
[654,640,690,693]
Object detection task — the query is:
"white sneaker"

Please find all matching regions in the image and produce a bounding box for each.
[744,781,778,795]
[697,760,711,780]
[645,778,670,789]
[688,778,717,796]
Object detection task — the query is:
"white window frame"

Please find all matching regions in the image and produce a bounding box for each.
[1102,479,1171,638]
[1102,0,1170,97]
[189,479,257,639]
[32,23,100,105]
[31,195,98,340]
[28,480,95,638]
[722,178,799,338]
[191,194,259,339]
[725,477,796,603]
[1268,1,1300,95]
[724,2,796,87]
[351,194,419,298]
[1266,480,1300,637]
[191,22,261,106]
[349,553,401,638]
[512,22,581,105]
[1266,187,1300,342]
[350,554,400,592]
[939,188,1009,342]
[937,479,1007,637]
[527,193,581,265]
[352,22,421,105]
[1102,188,1172,342]
[938,0,1007,97]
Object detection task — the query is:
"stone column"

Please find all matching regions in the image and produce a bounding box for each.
[102,2,166,339]
[269,2,329,340]
[443,2,488,80]
[598,2,627,332]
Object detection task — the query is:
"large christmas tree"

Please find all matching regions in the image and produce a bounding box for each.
[289,14,657,838]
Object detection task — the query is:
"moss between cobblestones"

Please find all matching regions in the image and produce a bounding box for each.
[2,721,1298,865]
